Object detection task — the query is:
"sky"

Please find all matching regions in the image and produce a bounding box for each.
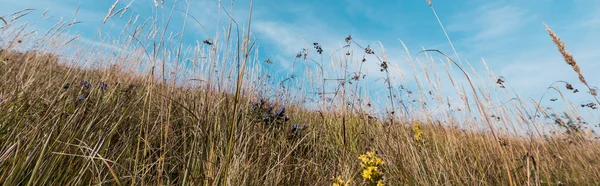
[2,0,600,127]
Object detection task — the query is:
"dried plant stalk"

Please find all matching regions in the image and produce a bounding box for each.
[545,23,599,104]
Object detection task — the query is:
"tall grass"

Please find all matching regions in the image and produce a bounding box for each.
[1,1,599,185]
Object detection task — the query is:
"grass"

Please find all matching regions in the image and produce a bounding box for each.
[1,1,600,185]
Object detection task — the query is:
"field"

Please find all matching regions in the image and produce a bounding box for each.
[1,1,600,186]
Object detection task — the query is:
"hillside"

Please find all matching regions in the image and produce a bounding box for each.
[2,2,600,185]
[1,49,599,185]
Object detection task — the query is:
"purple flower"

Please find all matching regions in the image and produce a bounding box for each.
[292,124,307,132]
[274,107,286,118]
[290,123,308,138]
[81,80,91,89]
[262,116,271,124]
[99,82,108,90]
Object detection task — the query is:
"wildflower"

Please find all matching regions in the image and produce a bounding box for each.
[266,107,289,124]
[359,149,385,186]
[81,80,91,89]
[362,166,378,180]
[314,43,323,54]
[332,176,351,186]
[359,151,384,168]
[99,82,108,90]
[413,122,424,143]
[365,46,375,54]
[262,116,271,124]
[63,83,70,89]
[379,61,388,72]
[581,102,598,109]
[253,98,266,110]
[289,123,308,139]
[274,107,286,118]
[496,77,506,88]
[566,83,574,90]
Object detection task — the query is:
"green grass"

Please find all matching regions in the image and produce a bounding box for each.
[1,2,600,185]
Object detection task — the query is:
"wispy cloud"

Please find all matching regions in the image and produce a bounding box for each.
[450,4,527,39]
[438,0,600,113]
[5,0,600,121]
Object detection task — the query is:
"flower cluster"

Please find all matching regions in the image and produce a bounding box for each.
[331,175,351,186]
[359,150,385,186]
[81,80,92,89]
[288,123,308,140]
[250,99,289,127]
[313,43,323,54]
[412,121,424,144]
[63,79,112,91]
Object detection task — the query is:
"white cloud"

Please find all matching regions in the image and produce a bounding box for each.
[438,1,600,129]
[473,5,528,40]
[446,2,532,49]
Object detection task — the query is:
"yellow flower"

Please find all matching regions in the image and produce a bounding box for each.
[359,151,384,168]
[358,149,385,186]
[413,121,424,142]
[361,166,377,180]
[362,167,371,180]
[332,175,351,186]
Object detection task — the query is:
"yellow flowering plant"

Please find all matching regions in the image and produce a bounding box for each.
[332,175,351,186]
[359,150,385,186]
[413,121,424,146]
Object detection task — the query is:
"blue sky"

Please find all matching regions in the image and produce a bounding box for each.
[3,0,600,124]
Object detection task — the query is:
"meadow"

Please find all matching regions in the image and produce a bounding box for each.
[1,1,599,185]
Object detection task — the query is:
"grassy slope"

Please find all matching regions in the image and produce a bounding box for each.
[1,49,599,185]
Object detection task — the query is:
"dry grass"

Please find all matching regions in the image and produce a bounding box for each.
[544,23,600,104]
[1,2,600,186]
